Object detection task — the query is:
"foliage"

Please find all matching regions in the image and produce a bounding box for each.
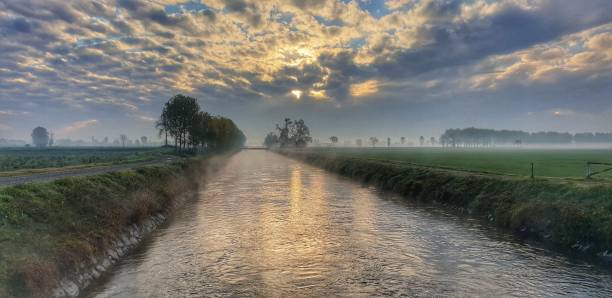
[264,118,312,148]
[438,127,612,147]
[0,158,208,297]
[157,94,245,153]
[30,127,49,148]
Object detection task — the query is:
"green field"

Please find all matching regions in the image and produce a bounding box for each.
[302,148,612,179]
[0,147,174,172]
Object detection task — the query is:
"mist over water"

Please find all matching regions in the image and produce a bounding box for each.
[87,151,612,297]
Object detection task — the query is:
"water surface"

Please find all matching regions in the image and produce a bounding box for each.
[87,151,612,297]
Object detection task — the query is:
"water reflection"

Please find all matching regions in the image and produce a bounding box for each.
[87,151,612,297]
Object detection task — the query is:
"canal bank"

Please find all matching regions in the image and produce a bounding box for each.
[277,149,612,263]
[0,154,230,298]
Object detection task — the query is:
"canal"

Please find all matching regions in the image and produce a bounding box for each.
[87,150,612,297]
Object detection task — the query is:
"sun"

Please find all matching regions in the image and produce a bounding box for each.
[291,90,303,99]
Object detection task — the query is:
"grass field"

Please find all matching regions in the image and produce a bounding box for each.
[302,147,612,179]
[0,147,174,172]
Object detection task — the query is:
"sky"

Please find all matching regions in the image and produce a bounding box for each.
[1,0,611,145]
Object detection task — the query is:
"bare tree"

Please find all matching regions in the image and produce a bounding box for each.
[369,137,379,147]
[120,134,128,147]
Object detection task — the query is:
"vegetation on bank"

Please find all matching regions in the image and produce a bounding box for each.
[280,150,612,261]
[0,157,211,297]
[299,147,612,179]
[0,147,173,173]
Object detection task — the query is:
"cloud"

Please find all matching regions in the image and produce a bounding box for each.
[57,119,98,135]
[0,0,612,140]
[350,80,379,97]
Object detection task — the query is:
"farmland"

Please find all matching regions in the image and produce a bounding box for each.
[0,147,174,173]
[299,147,612,179]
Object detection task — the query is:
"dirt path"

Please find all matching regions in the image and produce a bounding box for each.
[0,158,177,187]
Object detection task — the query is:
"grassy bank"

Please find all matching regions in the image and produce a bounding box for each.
[279,150,612,261]
[0,157,213,297]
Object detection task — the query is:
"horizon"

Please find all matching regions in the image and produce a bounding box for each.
[1,0,611,145]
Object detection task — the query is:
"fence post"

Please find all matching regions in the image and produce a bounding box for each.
[586,162,591,179]
[530,162,534,179]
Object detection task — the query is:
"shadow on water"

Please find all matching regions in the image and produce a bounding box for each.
[85,151,612,297]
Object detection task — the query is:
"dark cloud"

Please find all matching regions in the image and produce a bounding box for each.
[370,0,612,79]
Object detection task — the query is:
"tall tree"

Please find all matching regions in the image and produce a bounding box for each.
[31,126,49,148]
[419,136,425,146]
[369,137,378,147]
[119,134,128,147]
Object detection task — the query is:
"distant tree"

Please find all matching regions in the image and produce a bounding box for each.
[264,132,279,148]
[103,137,109,145]
[291,119,312,147]
[369,137,379,147]
[276,118,292,147]
[48,132,54,147]
[419,136,425,146]
[356,139,363,147]
[430,137,436,146]
[400,137,405,145]
[31,126,50,148]
[330,136,338,146]
[120,134,128,147]
[141,136,148,146]
[387,137,391,147]
[135,139,141,146]
[113,139,120,146]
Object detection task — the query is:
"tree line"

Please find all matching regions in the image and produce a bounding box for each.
[439,127,612,147]
[156,94,245,153]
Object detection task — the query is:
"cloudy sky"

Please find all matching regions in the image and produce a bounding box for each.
[1,0,611,144]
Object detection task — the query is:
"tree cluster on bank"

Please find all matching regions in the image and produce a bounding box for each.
[264,118,312,148]
[440,127,612,147]
[156,94,246,153]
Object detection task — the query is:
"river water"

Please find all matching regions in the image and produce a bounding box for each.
[87,151,612,297]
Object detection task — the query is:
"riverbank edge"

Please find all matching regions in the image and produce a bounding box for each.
[277,150,612,263]
[1,154,230,297]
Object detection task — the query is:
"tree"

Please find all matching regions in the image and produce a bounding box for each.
[291,119,312,147]
[400,137,405,145]
[387,137,391,147]
[330,136,338,146]
[48,132,54,147]
[356,139,363,147]
[369,137,378,147]
[159,94,201,153]
[120,134,128,147]
[264,132,279,148]
[31,127,50,148]
[419,136,425,146]
[141,136,148,146]
[430,137,436,146]
[276,118,292,147]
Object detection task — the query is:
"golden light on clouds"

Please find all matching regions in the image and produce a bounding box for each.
[309,90,329,100]
[350,80,379,97]
[291,90,303,99]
